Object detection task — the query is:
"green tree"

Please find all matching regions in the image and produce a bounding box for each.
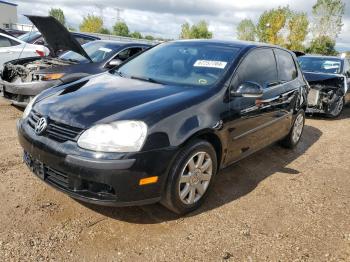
[180,22,191,39]
[144,35,155,40]
[307,36,338,55]
[113,22,129,37]
[49,8,66,26]
[236,19,256,41]
[256,6,291,45]
[287,12,309,51]
[99,28,111,35]
[79,15,103,33]
[130,31,142,39]
[312,0,345,40]
[179,20,213,39]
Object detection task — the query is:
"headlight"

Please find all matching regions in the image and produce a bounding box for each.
[41,73,64,81]
[77,121,148,153]
[22,95,39,119]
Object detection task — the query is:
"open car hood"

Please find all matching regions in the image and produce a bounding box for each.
[25,15,92,62]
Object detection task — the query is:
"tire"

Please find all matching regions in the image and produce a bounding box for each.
[327,97,344,119]
[281,109,305,149]
[161,139,218,215]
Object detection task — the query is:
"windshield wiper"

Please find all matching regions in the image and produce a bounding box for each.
[130,75,162,84]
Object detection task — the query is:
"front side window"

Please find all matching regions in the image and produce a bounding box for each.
[232,48,278,89]
[275,49,297,82]
[298,57,343,74]
[116,42,241,87]
[0,35,12,47]
[116,47,143,61]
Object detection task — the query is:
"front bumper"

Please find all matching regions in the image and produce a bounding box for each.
[17,119,178,206]
[1,80,60,107]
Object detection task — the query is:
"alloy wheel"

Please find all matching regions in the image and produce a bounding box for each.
[178,152,213,205]
[292,113,304,144]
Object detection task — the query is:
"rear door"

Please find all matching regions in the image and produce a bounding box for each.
[226,48,289,163]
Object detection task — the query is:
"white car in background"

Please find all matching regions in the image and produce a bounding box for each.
[0,31,49,70]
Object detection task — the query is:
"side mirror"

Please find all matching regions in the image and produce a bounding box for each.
[231,81,264,98]
[106,59,123,68]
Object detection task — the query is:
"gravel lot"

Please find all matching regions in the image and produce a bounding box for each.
[0,97,349,261]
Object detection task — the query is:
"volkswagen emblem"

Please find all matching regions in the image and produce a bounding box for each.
[35,117,48,135]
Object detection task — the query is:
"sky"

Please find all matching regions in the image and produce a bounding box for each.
[13,0,350,50]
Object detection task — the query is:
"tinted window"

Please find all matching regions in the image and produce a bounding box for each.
[116,47,143,61]
[275,49,297,82]
[298,56,342,74]
[0,35,12,47]
[233,48,277,89]
[117,42,241,87]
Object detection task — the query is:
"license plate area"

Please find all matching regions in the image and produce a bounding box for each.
[24,151,45,180]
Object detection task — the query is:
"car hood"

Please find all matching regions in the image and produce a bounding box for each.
[303,71,344,83]
[34,73,208,129]
[25,15,92,62]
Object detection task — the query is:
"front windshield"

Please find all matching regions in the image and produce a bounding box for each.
[116,42,241,86]
[18,31,41,43]
[298,57,343,74]
[60,41,121,63]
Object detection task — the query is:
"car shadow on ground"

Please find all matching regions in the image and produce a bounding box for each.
[79,125,322,224]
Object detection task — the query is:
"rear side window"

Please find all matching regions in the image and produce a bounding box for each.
[233,48,278,89]
[275,49,297,82]
[0,35,12,47]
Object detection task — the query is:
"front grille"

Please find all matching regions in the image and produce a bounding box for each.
[28,111,83,142]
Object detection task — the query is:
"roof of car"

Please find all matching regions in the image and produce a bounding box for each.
[172,39,282,49]
[70,32,101,40]
[91,40,151,47]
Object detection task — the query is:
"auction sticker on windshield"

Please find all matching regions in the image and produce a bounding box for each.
[99,47,112,53]
[194,60,227,69]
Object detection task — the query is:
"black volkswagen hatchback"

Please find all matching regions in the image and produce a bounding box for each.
[18,40,308,214]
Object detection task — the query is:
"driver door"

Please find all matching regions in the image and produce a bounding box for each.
[225,48,288,164]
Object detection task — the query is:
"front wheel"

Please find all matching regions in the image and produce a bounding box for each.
[161,140,217,215]
[327,97,344,118]
[281,109,305,149]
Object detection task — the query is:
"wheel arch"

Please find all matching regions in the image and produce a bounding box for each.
[180,129,223,171]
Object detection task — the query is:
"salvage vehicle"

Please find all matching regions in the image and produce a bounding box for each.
[298,55,350,118]
[0,30,49,70]
[18,40,308,214]
[1,15,150,107]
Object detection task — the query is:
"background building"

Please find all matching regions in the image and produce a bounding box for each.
[0,0,18,29]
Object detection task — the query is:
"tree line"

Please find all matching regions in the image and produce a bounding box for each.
[236,0,345,55]
[48,0,346,55]
[48,8,162,41]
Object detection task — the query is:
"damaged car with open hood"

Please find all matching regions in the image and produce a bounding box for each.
[298,55,350,118]
[0,15,150,107]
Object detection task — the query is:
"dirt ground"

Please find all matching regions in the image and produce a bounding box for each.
[0,97,349,262]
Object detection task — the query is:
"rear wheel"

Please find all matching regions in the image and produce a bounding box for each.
[281,109,305,149]
[161,140,217,215]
